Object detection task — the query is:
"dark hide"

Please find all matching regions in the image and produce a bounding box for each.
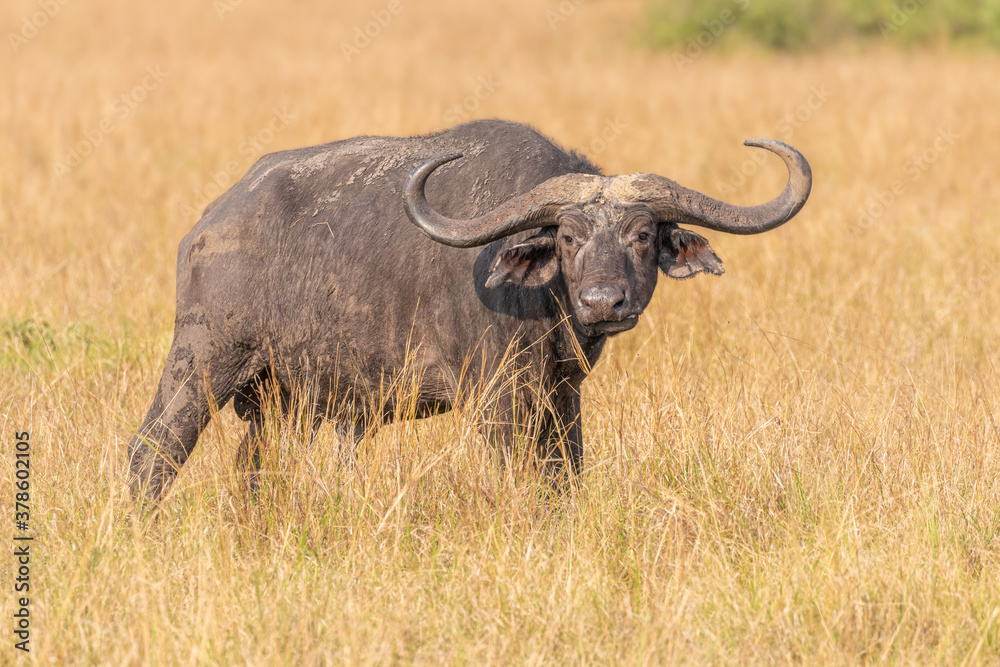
[128,120,726,501]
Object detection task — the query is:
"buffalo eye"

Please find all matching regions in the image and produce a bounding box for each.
[562,235,575,246]
[636,232,650,243]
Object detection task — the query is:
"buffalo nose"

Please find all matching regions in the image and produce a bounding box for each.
[579,286,626,321]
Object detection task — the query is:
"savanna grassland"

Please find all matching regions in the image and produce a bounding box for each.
[2,0,1000,663]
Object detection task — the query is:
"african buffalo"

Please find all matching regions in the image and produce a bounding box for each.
[128,119,810,501]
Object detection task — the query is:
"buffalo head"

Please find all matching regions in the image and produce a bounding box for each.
[403,140,811,337]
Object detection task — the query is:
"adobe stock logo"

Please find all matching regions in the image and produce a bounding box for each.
[775,85,834,139]
[715,84,833,197]
[854,126,961,235]
[672,0,750,72]
[587,117,628,156]
[177,106,299,220]
[52,66,170,178]
[879,0,929,37]
[340,0,410,63]
[546,0,588,30]
[443,75,500,125]
[7,0,75,54]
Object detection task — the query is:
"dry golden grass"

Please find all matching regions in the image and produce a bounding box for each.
[2,0,1000,663]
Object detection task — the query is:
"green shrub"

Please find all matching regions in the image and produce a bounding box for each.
[644,0,1000,51]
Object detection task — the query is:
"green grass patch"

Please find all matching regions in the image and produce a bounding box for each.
[644,0,1000,51]
[0,316,130,373]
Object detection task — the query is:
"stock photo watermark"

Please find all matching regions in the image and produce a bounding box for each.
[11,431,32,653]
[854,126,961,235]
[775,85,833,139]
[443,74,500,125]
[715,84,833,196]
[673,0,750,72]
[214,0,246,20]
[340,0,411,63]
[7,0,74,54]
[878,0,929,37]
[51,65,169,178]
[587,117,628,156]
[546,0,588,30]
[177,106,299,220]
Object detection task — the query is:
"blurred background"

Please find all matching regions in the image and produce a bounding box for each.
[647,0,1000,49]
[2,0,995,344]
[2,0,999,663]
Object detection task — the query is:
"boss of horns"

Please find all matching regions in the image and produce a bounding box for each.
[403,139,812,247]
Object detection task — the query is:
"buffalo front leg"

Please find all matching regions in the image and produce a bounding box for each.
[479,383,547,472]
[487,382,584,476]
[128,335,238,504]
[479,381,584,481]
[538,389,583,477]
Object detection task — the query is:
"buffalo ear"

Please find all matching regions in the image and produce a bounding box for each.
[485,234,558,288]
[658,227,725,280]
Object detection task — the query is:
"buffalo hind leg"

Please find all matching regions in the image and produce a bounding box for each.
[128,335,240,504]
[334,418,369,467]
[232,369,289,492]
[234,413,264,493]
